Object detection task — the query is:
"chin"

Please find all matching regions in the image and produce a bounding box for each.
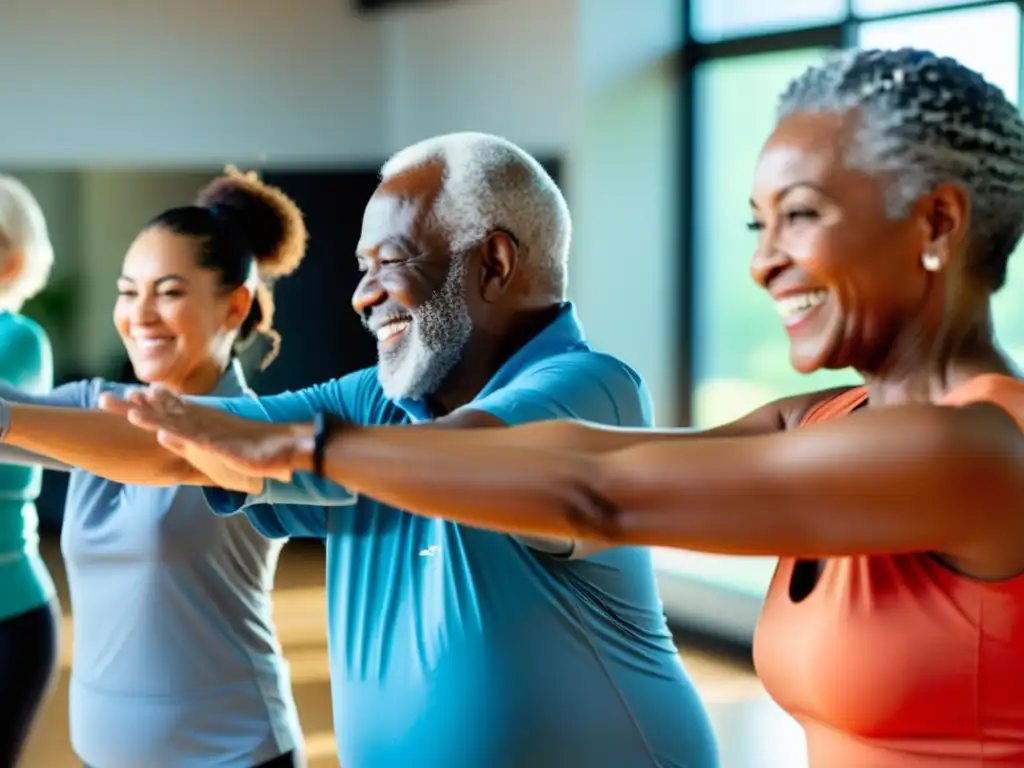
[789,355,822,375]
[129,360,171,387]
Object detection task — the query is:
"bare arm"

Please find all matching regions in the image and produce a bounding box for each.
[309,400,1024,577]
[0,381,207,485]
[423,385,852,450]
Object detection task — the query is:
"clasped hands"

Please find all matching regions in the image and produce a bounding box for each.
[98,387,317,493]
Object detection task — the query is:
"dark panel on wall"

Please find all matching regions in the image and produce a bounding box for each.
[355,0,448,12]
[251,169,383,395]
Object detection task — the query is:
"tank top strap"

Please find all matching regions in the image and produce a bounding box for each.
[801,386,869,426]
[941,373,1024,432]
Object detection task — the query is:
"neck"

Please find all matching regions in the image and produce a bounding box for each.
[428,303,562,415]
[165,359,232,397]
[861,301,1013,406]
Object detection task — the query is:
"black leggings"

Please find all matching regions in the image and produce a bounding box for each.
[0,600,60,767]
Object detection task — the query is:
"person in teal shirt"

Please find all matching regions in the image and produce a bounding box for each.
[0,174,60,766]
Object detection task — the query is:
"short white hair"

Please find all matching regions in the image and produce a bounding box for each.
[380,132,571,298]
[0,176,53,311]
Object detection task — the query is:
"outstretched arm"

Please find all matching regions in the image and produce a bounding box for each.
[98,378,853,542]
[2,399,201,485]
[306,398,1024,576]
[0,381,259,487]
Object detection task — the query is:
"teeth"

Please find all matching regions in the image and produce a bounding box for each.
[376,320,411,342]
[775,290,828,319]
[134,338,172,350]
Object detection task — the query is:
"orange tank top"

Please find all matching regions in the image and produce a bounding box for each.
[753,374,1024,768]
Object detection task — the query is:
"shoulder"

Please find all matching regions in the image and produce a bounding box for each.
[2,314,48,346]
[775,385,864,430]
[479,350,652,428]
[254,367,393,424]
[527,349,644,386]
[538,350,651,424]
[0,313,50,363]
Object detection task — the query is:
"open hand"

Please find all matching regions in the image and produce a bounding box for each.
[99,387,313,489]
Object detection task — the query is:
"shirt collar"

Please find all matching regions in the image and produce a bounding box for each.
[396,301,587,421]
[210,359,250,398]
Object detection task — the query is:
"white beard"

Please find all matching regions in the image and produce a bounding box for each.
[376,258,473,401]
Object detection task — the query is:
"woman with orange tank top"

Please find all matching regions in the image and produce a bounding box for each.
[87,47,1024,767]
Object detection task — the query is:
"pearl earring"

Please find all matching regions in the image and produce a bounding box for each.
[922,252,942,272]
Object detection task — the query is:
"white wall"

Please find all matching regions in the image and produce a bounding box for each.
[573,0,682,424]
[3,0,682,422]
[0,0,386,166]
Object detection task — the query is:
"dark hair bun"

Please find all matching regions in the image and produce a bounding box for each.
[195,166,307,279]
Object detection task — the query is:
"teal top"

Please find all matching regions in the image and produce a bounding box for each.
[0,311,56,623]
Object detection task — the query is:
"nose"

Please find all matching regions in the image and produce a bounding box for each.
[749,233,791,290]
[351,271,387,318]
[130,292,159,325]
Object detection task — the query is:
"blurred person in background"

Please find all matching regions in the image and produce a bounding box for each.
[120,50,1024,768]
[0,174,60,766]
[0,133,721,768]
[0,168,308,768]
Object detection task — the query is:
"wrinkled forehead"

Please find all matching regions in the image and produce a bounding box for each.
[357,160,445,254]
[356,194,422,253]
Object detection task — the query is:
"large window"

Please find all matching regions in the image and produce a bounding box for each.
[689,0,845,43]
[663,0,1024,630]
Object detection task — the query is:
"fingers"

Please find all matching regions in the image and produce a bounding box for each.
[126,406,164,433]
[97,392,134,416]
[142,387,187,414]
[99,387,185,420]
[156,429,191,455]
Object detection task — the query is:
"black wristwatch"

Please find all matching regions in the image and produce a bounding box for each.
[311,412,328,477]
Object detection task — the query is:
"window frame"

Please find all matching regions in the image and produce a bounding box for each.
[664,0,1024,645]
[676,0,1024,425]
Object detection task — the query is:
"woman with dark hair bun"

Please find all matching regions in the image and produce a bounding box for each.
[0,168,309,768]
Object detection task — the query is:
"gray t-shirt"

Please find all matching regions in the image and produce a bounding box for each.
[0,361,302,767]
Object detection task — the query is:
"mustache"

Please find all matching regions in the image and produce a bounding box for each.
[362,307,414,333]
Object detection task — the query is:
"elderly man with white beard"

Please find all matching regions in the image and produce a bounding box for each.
[1,132,719,768]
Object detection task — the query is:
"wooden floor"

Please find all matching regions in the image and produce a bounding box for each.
[18,537,807,768]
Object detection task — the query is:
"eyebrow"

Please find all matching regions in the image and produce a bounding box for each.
[117,274,190,285]
[355,236,418,259]
[749,182,829,209]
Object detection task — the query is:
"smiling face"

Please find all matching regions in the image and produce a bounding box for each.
[748,110,961,375]
[113,226,250,394]
[352,162,473,401]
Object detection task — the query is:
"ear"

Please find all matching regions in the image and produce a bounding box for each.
[477,230,519,303]
[224,285,254,331]
[916,183,970,272]
[0,251,24,286]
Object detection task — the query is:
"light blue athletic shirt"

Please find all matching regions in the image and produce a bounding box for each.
[201,304,719,768]
[0,311,56,623]
[0,361,302,768]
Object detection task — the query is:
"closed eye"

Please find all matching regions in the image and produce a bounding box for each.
[785,209,819,223]
[746,220,765,232]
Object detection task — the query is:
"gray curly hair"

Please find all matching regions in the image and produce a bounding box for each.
[777,47,1024,291]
